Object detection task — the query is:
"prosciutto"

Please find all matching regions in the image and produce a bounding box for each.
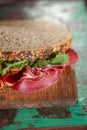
[0,76,4,88]
[12,66,62,92]
[66,48,78,65]
[3,69,23,87]
[0,48,78,93]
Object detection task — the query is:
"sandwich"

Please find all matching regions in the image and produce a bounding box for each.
[0,21,78,94]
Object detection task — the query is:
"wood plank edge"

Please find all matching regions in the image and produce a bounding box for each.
[0,98,78,109]
[19,125,87,130]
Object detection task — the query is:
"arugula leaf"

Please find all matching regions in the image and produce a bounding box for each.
[0,60,4,73]
[0,53,69,76]
[0,61,31,76]
[50,53,69,65]
[32,53,68,67]
[33,59,49,67]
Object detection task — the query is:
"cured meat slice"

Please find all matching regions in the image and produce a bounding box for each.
[3,69,23,86]
[12,66,62,92]
[66,48,78,65]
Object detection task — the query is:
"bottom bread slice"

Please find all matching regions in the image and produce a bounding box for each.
[0,66,78,109]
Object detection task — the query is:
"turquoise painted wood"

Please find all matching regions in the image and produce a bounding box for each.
[0,0,87,129]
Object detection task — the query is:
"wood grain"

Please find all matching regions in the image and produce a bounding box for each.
[21,125,87,130]
[0,66,78,109]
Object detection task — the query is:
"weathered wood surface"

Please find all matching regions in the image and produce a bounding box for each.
[0,0,87,130]
[0,66,78,109]
[22,126,87,130]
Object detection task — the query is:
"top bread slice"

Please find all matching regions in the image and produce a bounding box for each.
[0,20,72,61]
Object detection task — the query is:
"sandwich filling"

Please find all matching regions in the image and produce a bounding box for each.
[0,48,78,93]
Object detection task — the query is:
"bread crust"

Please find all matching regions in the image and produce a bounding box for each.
[0,35,72,61]
[0,20,72,61]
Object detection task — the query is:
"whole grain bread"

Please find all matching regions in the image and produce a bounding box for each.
[0,20,72,61]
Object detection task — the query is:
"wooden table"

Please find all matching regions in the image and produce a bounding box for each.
[0,0,87,130]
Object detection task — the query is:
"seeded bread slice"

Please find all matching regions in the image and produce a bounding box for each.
[0,20,72,61]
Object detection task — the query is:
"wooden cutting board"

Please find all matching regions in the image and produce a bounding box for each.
[0,66,78,109]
